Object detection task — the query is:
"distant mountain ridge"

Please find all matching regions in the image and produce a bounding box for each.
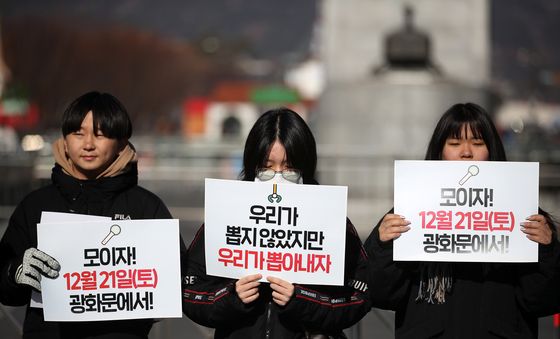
[1,0,318,59]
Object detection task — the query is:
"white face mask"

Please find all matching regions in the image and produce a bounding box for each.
[254,172,302,184]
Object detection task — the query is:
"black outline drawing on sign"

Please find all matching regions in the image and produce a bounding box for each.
[268,184,282,203]
[459,165,479,186]
[102,224,121,245]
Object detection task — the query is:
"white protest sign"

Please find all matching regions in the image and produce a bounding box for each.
[204,178,347,286]
[394,160,539,262]
[40,212,112,224]
[31,212,111,308]
[38,218,181,321]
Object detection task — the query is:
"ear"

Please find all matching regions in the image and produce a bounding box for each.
[63,138,69,155]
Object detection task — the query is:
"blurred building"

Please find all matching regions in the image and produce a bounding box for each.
[311,1,558,337]
[313,0,492,238]
[180,82,309,143]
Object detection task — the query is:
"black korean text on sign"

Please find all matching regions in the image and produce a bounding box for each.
[248,205,299,226]
[440,188,494,207]
[83,247,137,267]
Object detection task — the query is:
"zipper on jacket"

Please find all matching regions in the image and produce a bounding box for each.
[265,301,272,339]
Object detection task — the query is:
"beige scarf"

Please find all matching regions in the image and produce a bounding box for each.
[52,138,137,179]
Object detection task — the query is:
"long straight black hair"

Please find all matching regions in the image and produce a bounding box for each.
[424,103,506,161]
[425,103,556,230]
[240,108,317,183]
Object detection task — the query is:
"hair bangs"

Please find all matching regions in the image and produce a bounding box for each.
[62,92,132,140]
[445,109,484,141]
[425,103,507,161]
[91,109,118,139]
[240,108,317,182]
[61,107,90,136]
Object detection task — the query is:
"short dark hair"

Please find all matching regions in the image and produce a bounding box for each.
[425,103,506,161]
[240,108,317,183]
[61,91,132,140]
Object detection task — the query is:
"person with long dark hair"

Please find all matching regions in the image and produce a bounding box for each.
[0,91,188,339]
[183,108,370,338]
[365,103,560,338]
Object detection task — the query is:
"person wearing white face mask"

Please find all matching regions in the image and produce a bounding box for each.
[254,168,303,185]
[183,108,370,339]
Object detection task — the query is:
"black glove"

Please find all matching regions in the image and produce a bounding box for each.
[10,248,60,291]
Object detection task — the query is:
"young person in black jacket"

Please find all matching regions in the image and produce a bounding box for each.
[0,91,188,339]
[365,103,560,339]
[183,108,370,338]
